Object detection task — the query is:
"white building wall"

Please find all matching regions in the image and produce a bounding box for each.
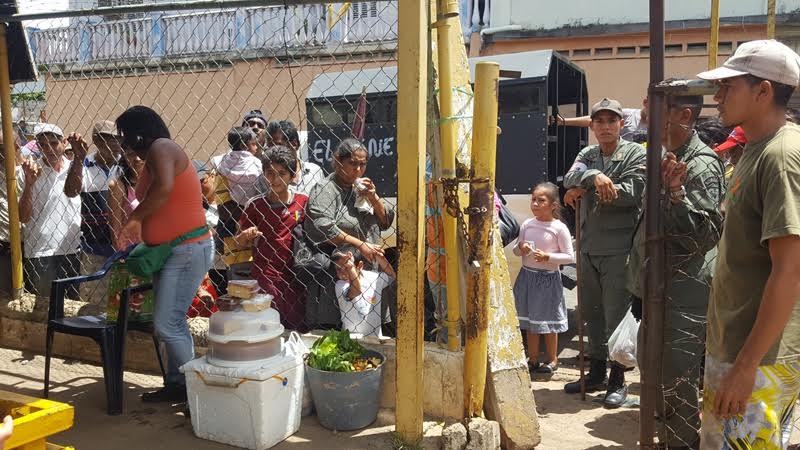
[489,0,800,32]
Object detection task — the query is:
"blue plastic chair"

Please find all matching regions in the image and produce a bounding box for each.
[43,247,165,415]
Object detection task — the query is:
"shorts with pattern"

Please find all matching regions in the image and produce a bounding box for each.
[700,354,800,450]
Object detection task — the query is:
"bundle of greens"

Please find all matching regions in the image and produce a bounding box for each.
[306,330,380,372]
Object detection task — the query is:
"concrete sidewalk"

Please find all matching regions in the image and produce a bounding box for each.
[0,348,443,449]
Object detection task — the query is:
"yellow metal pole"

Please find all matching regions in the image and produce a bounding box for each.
[767,0,777,39]
[395,0,427,443]
[435,0,462,352]
[0,24,23,299]
[463,61,499,418]
[709,0,720,70]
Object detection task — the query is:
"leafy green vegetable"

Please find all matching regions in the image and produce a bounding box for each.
[307,330,366,372]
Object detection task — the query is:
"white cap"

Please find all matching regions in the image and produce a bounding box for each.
[697,39,800,87]
[33,123,64,138]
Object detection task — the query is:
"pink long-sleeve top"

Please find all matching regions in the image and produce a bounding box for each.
[512,218,575,271]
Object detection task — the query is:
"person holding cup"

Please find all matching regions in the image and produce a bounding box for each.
[304,138,394,329]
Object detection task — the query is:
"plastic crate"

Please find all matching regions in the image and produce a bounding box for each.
[0,390,74,450]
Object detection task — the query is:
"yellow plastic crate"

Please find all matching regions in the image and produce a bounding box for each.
[0,390,74,450]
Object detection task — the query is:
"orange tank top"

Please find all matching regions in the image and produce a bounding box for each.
[136,162,210,246]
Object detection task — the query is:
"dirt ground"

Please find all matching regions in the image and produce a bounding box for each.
[0,345,643,449]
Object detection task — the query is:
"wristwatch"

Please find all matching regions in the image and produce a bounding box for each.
[669,185,686,202]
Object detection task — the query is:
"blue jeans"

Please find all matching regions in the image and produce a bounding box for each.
[152,238,213,385]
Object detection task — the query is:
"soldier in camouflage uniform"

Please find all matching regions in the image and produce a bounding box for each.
[627,94,725,449]
[562,98,647,407]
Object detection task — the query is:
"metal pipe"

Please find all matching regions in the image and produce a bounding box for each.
[464,61,499,419]
[575,198,586,401]
[395,0,427,443]
[767,0,777,39]
[0,25,23,299]
[479,24,522,37]
[709,0,720,70]
[1,0,390,23]
[435,0,462,353]
[641,0,666,447]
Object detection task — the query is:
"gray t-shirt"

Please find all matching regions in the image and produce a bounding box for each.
[304,173,394,248]
[621,108,647,141]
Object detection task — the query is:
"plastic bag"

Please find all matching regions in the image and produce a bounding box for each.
[608,309,639,368]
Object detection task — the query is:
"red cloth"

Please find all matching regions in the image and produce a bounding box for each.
[239,193,309,330]
[187,276,219,318]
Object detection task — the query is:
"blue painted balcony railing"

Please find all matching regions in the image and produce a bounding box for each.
[28,2,398,66]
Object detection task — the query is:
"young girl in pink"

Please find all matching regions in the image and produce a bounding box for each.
[513,182,575,374]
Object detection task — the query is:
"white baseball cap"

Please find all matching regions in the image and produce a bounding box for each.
[697,39,800,87]
[33,123,64,138]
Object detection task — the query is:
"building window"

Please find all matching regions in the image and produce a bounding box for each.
[718,41,733,53]
[666,44,683,54]
[639,46,650,55]
[687,42,707,53]
[572,48,591,57]
[617,46,636,56]
[595,47,613,56]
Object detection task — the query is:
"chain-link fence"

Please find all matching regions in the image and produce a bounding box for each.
[6,0,453,341]
[636,92,800,448]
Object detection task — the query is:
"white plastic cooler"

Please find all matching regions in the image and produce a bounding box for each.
[182,352,304,450]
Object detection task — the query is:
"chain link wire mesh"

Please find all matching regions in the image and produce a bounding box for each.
[640,112,800,448]
[6,0,448,341]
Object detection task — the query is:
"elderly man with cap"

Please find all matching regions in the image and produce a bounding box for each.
[19,123,82,301]
[62,121,124,304]
[627,93,726,449]
[561,98,647,407]
[694,39,800,449]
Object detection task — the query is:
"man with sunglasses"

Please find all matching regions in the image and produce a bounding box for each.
[695,39,800,450]
[241,109,268,153]
[562,98,647,408]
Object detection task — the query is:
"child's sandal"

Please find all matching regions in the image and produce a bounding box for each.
[534,362,558,374]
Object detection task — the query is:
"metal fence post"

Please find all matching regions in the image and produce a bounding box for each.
[395,0,428,443]
[463,61,499,418]
[641,0,666,447]
[0,24,23,299]
[434,0,463,353]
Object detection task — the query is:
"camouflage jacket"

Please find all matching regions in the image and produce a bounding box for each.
[564,138,647,255]
[626,131,726,303]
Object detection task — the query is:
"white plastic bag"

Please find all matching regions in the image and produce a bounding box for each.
[608,309,639,368]
[284,331,309,359]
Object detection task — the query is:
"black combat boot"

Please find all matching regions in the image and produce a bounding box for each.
[603,362,628,408]
[564,359,607,394]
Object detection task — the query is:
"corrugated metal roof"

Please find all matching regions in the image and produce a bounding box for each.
[307,50,568,100]
[306,66,399,99]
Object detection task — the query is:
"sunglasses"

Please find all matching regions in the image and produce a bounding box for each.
[247,120,266,129]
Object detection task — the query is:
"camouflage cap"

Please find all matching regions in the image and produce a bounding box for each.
[590,98,624,119]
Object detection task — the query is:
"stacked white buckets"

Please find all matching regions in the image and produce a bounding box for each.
[180,303,306,450]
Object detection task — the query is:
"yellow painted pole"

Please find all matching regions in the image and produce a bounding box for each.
[767,0,777,39]
[0,24,23,299]
[395,0,427,443]
[463,61,499,418]
[435,0,462,352]
[709,0,720,70]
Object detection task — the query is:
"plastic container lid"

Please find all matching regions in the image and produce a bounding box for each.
[208,308,284,343]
